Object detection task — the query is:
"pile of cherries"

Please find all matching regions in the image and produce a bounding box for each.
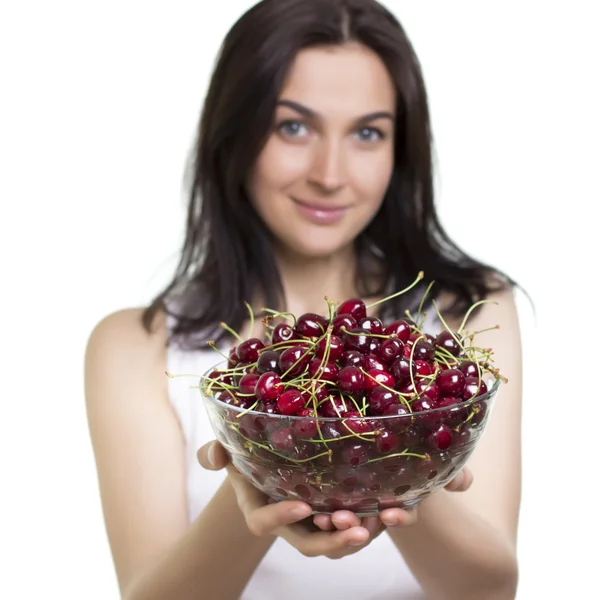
[202,286,500,513]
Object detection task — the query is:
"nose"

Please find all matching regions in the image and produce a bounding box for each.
[307,137,346,193]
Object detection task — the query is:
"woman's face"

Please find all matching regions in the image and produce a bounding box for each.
[247,42,396,260]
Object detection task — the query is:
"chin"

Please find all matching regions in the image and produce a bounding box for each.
[280,236,351,260]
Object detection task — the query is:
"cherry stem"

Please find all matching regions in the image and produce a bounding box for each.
[365,271,425,309]
[208,340,232,360]
[365,449,428,464]
[457,299,498,335]
[431,301,467,354]
[219,322,242,342]
[261,308,297,327]
[359,367,412,410]
[244,301,255,339]
[416,279,436,326]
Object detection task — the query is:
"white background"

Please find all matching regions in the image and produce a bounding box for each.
[1,1,598,598]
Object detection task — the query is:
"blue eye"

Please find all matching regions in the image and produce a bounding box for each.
[278,120,308,137]
[356,127,384,142]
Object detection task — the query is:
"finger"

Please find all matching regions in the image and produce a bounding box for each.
[331,510,361,531]
[286,524,371,557]
[243,499,314,537]
[361,515,383,537]
[197,441,229,471]
[379,507,418,528]
[313,514,335,531]
[444,467,473,492]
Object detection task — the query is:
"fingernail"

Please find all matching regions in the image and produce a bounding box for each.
[382,518,397,527]
[347,539,366,547]
[207,443,216,467]
[291,506,311,519]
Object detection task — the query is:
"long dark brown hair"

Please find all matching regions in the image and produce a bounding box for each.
[143,0,526,349]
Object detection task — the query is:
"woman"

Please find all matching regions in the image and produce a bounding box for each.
[84,1,524,598]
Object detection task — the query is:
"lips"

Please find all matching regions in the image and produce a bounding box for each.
[291,197,349,225]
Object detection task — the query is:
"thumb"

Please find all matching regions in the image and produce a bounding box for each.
[197,440,230,471]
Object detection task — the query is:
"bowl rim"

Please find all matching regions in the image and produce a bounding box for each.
[199,359,502,422]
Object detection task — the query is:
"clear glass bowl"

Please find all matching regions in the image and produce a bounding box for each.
[201,363,501,516]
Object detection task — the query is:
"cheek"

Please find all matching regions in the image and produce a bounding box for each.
[349,151,394,206]
[250,138,309,203]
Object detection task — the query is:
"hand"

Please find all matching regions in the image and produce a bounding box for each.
[197,441,383,559]
[312,467,474,532]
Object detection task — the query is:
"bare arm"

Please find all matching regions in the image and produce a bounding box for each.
[383,287,523,599]
[84,309,277,600]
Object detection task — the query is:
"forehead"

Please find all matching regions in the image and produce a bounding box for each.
[278,42,397,116]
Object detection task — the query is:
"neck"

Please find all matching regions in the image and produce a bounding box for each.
[274,244,371,318]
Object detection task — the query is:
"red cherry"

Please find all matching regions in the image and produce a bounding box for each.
[367,386,397,415]
[375,428,400,454]
[308,358,339,382]
[364,355,386,371]
[343,328,380,354]
[364,369,395,391]
[319,394,351,418]
[358,317,383,335]
[269,427,296,451]
[435,330,462,357]
[278,345,309,377]
[336,298,367,322]
[296,313,328,337]
[436,368,466,396]
[378,338,404,363]
[237,338,265,363]
[463,376,488,400]
[459,361,480,378]
[383,319,411,342]
[315,335,343,361]
[255,371,283,401]
[338,366,364,394]
[293,408,318,439]
[271,323,296,344]
[341,411,374,434]
[276,389,305,415]
[340,350,365,368]
[256,350,280,374]
[238,373,260,396]
[427,424,453,451]
[414,360,434,376]
[332,314,356,336]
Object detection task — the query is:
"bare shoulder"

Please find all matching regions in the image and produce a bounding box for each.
[85,307,168,367]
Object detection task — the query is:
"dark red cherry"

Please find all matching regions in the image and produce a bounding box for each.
[364,355,386,371]
[293,408,318,439]
[435,330,462,357]
[412,339,435,361]
[375,428,400,454]
[463,376,488,400]
[336,298,367,322]
[378,338,404,363]
[255,371,283,402]
[308,358,339,382]
[296,313,328,337]
[343,328,379,354]
[269,427,296,452]
[271,323,296,344]
[427,424,453,451]
[358,317,383,335]
[319,394,351,418]
[238,373,260,396]
[368,387,397,415]
[383,319,412,343]
[414,360,434,376]
[364,369,395,391]
[228,347,239,368]
[390,356,417,382]
[237,338,265,363]
[340,443,371,466]
[278,345,309,377]
[332,314,357,337]
[315,335,344,361]
[436,396,468,426]
[338,366,364,394]
[436,368,466,396]
[412,397,442,430]
[276,389,305,415]
[459,361,480,378]
[341,411,374,434]
[256,349,280,374]
[340,350,365,368]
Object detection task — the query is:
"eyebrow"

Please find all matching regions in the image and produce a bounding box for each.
[277,99,395,124]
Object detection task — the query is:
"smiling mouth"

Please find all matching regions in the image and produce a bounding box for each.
[291,198,349,212]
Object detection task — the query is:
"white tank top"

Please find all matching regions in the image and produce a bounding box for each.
[166,310,441,599]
